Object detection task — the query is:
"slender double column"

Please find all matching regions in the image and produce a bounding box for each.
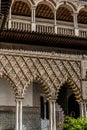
[16,98,23,130]
[49,99,56,130]
[31,6,36,31]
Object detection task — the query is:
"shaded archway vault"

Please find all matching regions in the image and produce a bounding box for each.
[0,49,82,101]
[57,78,82,103]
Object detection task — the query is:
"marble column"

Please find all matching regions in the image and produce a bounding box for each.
[54,10,57,34]
[31,6,36,31]
[73,12,79,36]
[80,102,84,118]
[15,98,23,130]
[16,99,19,130]
[49,99,56,130]
[19,100,23,130]
[84,102,87,118]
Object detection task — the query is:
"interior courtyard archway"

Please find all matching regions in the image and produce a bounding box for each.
[23,81,49,130]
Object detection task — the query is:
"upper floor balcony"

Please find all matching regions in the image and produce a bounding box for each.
[5,0,87,38]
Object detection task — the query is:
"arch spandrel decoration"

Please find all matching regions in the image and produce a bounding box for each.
[0,51,82,100]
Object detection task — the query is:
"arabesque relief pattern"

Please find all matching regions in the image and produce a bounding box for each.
[0,50,82,101]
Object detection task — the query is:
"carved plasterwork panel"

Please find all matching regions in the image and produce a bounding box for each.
[0,49,82,100]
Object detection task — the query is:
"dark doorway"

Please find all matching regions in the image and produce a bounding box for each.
[68,94,80,118]
[57,84,68,115]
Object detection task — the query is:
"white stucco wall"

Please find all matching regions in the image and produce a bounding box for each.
[33,82,44,107]
[23,82,44,107]
[0,78,15,106]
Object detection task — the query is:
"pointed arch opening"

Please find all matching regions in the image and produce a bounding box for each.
[56,81,81,128]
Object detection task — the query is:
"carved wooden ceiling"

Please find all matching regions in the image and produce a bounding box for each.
[78,9,87,24]
[12,1,31,16]
[11,1,87,24]
[36,4,54,19]
[56,7,73,22]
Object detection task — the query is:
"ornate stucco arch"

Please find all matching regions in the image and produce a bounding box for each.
[67,78,82,102]
[0,49,82,102]
[57,78,82,103]
[0,52,54,99]
[23,75,51,99]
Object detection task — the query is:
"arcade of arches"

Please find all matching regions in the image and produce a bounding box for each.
[6,0,87,37]
[0,48,86,130]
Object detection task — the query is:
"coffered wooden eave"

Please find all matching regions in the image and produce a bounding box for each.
[0,29,87,51]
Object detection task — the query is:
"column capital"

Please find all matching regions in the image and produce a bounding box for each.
[31,6,36,10]
[72,11,78,16]
[44,98,47,103]
[82,99,87,103]
[15,96,24,102]
[49,96,57,102]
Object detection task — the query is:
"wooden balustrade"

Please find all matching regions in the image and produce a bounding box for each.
[36,24,54,34]
[57,27,74,36]
[11,20,31,31]
[79,30,87,38]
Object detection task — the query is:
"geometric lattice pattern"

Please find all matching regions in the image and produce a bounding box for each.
[0,50,82,101]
